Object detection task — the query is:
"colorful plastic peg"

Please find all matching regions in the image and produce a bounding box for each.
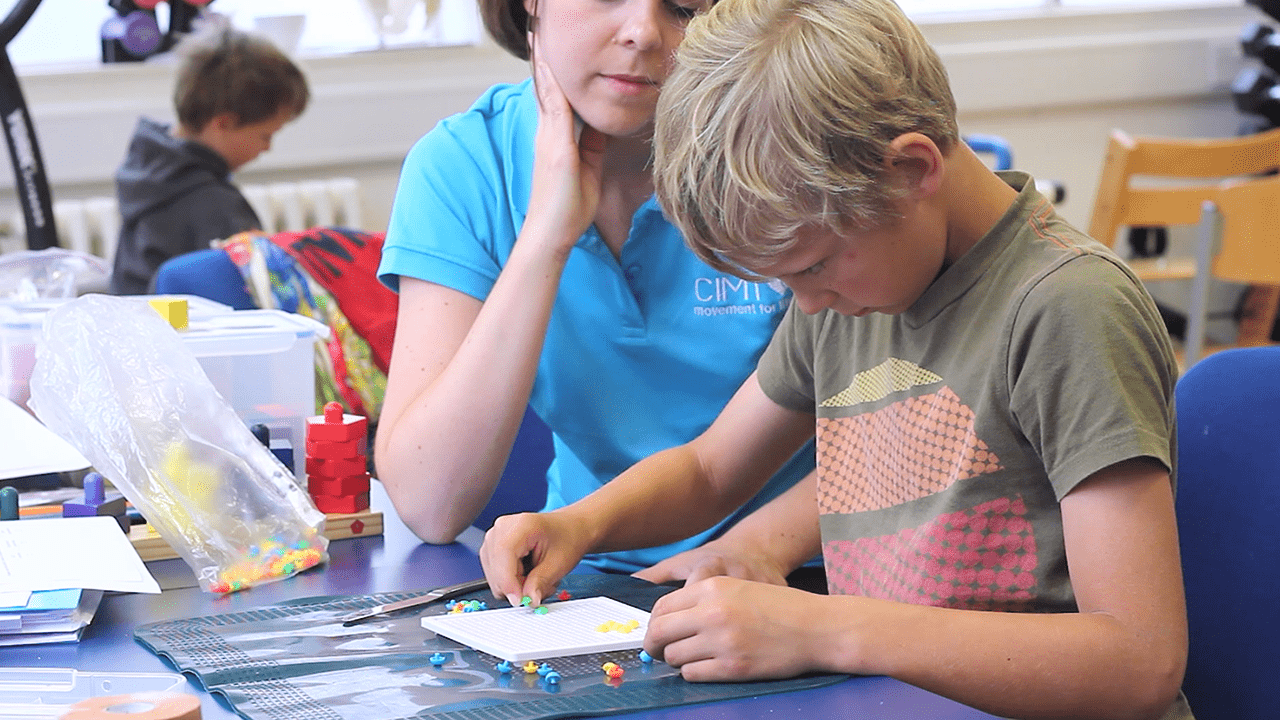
[0,486,18,521]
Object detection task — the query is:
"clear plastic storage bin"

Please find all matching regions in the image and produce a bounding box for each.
[0,667,187,719]
[1,296,231,409]
[2,298,323,481]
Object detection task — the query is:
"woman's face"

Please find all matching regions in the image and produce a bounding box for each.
[527,0,710,138]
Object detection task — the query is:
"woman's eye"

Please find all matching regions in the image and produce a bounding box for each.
[666,2,700,19]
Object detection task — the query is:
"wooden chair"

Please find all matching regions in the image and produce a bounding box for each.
[1089,128,1280,367]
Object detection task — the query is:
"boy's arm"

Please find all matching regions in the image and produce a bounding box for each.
[134,187,261,290]
[634,471,821,587]
[479,372,816,606]
[646,457,1187,720]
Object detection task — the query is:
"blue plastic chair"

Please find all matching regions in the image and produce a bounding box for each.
[152,248,256,310]
[963,134,1014,171]
[474,406,554,530]
[1173,345,1280,720]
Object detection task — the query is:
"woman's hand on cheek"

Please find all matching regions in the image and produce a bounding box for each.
[643,576,831,682]
[524,36,606,252]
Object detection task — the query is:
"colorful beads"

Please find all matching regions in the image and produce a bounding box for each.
[208,535,325,593]
[446,599,488,613]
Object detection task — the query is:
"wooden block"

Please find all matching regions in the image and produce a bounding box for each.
[147,297,189,330]
[128,508,384,562]
[324,508,384,540]
[311,492,370,514]
[305,436,367,460]
[308,472,371,497]
[306,402,368,442]
[307,455,366,478]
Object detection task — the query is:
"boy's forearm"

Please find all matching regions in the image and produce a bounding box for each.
[560,375,816,556]
[815,597,1184,720]
[559,443,746,554]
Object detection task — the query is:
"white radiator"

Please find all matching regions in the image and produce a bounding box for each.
[0,176,364,262]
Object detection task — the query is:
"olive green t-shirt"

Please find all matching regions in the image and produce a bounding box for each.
[758,173,1191,718]
[759,172,1177,611]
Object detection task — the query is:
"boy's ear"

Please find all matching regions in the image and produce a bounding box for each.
[885,133,944,199]
[208,111,241,132]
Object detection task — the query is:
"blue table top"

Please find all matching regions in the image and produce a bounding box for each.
[0,483,999,720]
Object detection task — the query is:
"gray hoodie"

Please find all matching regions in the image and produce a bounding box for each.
[109,117,261,295]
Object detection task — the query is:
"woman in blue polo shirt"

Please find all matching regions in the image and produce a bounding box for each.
[375,0,814,575]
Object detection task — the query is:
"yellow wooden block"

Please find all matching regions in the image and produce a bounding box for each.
[147,297,189,330]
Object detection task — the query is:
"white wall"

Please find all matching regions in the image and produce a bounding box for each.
[0,39,528,236]
[0,2,1264,243]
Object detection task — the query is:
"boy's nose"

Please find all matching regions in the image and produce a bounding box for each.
[792,287,835,315]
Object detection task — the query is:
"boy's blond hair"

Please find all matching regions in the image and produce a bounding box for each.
[653,0,959,276]
[172,21,310,132]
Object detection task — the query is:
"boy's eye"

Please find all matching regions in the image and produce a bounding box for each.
[802,261,825,277]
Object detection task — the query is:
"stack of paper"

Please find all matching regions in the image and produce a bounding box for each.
[0,588,104,646]
[0,515,160,645]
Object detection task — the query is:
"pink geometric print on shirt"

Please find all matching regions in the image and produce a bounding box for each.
[823,496,1039,610]
[816,386,1002,515]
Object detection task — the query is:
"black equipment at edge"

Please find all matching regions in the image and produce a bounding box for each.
[1,0,58,251]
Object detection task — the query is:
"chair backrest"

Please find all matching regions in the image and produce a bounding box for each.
[963,134,1014,171]
[153,248,257,310]
[1173,345,1280,720]
[1206,173,1280,286]
[1089,127,1280,251]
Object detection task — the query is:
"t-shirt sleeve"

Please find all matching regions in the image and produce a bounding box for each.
[1007,254,1178,500]
[377,120,505,300]
[756,301,819,412]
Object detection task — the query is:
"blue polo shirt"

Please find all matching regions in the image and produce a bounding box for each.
[379,80,815,573]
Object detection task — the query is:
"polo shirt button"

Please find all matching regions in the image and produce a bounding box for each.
[626,264,641,277]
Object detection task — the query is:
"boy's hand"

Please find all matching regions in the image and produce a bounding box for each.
[643,576,829,682]
[634,539,790,587]
[479,511,590,607]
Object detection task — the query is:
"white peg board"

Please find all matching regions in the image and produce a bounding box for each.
[420,596,650,662]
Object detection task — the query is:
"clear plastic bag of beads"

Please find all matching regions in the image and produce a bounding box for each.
[28,294,328,593]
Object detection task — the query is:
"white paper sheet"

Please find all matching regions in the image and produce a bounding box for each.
[0,396,90,480]
[421,596,650,662]
[0,516,160,594]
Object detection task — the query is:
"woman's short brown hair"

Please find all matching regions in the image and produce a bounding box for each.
[479,0,534,60]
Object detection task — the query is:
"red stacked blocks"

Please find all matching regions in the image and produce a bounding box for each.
[306,401,371,514]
